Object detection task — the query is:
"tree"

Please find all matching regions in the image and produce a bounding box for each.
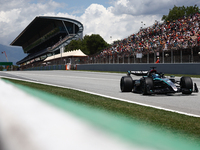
[12,65,19,71]
[86,34,110,55]
[65,39,82,51]
[0,66,4,71]
[162,5,199,22]
[185,5,199,16]
[65,34,109,55]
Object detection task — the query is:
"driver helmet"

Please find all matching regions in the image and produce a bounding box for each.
[152,73,160,78]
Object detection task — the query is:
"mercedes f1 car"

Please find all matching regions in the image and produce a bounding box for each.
[120,67,199,95]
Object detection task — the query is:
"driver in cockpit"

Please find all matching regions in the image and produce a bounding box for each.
[151,73,160,78]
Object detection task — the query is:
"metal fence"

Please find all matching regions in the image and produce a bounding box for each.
[85,45,200,64]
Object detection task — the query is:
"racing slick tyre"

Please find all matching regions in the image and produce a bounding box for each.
[180,76,193,94]
[141,77,153,95]
[120,76,133,92]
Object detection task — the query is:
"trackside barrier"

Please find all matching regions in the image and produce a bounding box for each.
[77,63,200,75]
[25,64,77,71]
[0,78,200,150]
[25,65,66,71]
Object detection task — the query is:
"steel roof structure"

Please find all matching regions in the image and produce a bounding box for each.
[10,16,83,65]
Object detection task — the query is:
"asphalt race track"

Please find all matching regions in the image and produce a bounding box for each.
[1,70,200,116]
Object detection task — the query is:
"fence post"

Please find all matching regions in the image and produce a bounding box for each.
[118,55,119,64]
[180,49,182,63]
[171,48,173,63]
[162,50,164,63]
[191,47,193,63]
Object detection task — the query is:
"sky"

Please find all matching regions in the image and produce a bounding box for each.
[0,0,200,46]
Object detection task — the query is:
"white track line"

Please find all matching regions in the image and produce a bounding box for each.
[4,72,117,81]
[1,75,200,118]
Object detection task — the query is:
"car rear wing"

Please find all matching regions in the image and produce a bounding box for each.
[128,71,148,76]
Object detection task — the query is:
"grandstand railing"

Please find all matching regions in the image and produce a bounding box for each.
[84,40,200,64]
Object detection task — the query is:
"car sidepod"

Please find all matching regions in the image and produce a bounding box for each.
[153,78,178,94]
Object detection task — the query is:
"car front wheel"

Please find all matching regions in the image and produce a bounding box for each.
[180,76,193,94]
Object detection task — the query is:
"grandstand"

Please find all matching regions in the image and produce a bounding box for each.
[10,16,83,69]
[88,13,200,64]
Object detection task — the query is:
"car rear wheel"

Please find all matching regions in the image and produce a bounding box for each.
[180,76,193,94]
[141,77,153,95]
[120,76,133,92]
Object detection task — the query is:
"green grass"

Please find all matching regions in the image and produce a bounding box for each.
[3,78,200,143]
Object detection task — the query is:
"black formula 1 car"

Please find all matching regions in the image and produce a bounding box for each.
[120,67,199,95]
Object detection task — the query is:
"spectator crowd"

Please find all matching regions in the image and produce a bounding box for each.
[94,13,200,60]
